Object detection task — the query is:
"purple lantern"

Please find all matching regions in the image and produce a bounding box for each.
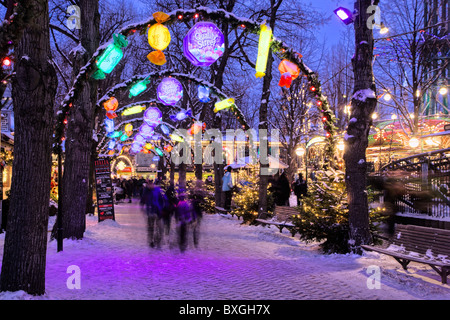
[143,107,162,126]
[183,22,225,67]
[157,78,183,106]
[139,123,155,139]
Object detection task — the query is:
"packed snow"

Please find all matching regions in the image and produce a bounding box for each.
[0,203,448,300]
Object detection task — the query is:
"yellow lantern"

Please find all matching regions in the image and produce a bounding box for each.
[147,12,171,65]
[255,23,272,78]
[124,123,133,136]
[214,98,235,113]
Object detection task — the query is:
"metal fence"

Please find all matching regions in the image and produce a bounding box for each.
[380,148,450,219]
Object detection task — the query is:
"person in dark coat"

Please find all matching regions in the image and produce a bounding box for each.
[189,179,206,247]
[163,183,178,237]
[276,171,291,206]
[141,180,166,248]
[293,173,307,206]
[175,192,192,252]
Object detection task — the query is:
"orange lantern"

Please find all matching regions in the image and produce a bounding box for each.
[103,97,119,119]
[164,144,173,153]
[278,59,300,89]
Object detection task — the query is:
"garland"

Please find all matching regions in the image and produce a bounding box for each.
[54,6,337,158]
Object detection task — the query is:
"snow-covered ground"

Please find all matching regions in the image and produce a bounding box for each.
[0,202,449,300]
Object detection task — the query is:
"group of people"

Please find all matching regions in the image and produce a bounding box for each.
[140,179,206,252]
[269,171,308,206]
[112,176,147,203]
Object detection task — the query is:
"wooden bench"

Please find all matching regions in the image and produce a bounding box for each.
[255,205,298,236]
[361,224,450,284]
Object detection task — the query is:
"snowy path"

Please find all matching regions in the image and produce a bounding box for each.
[1,202,449,300]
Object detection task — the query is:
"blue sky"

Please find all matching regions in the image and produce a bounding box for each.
[309,0,356,47]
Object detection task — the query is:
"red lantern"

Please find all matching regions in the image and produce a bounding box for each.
[103,97,119,119]
[278,59,300,89]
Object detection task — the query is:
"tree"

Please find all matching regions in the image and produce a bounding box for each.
[344,0,379,254]
[59,0,100,239]
[374,0,449,134]
[0,0,58,295]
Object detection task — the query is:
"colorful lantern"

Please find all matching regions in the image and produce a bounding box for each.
[95,34,128,77]
[108,140,116,150]
[139,123,155,139]
[183,22,225,67]
[278,59,300,89]
[169,109,192,122]
[214,98,235,113]
[129,79,150,98]
[170,133,184,142]
[143,107,162,126]
[198,85,211,102]
[154,147,164,156]
[122,105,146,116]
[124,123,133,136]
[157,78,183,106]
[145,143,154,150]
[130,142,142,154]
[189,121,206,135]
[104,118,115,134]
[133,133,146,146]
[255,23,272,78]
[109,131,122,139]
[164,144,173,152]
[103,97,119,119]
[119,133,128,142]
[147,12,171,66]
[160,124,170,135]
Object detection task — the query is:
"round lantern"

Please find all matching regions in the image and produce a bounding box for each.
[278,59,300,89]
[183,22,225,67]
[139,123,155,139]
[157,78,183,106]
[143,107,162,126]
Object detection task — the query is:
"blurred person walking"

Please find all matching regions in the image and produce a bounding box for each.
[190,180,206,247]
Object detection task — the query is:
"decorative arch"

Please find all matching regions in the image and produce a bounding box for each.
[54,6,337,158]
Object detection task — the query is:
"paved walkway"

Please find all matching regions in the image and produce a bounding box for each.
[41,202,449,300]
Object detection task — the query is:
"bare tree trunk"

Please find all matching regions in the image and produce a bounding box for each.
[344,0,378,254]
[0,0,57,295]
[60,0,100,239]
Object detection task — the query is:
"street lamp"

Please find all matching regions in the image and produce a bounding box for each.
[333,7,355,25]
[295,146,307,182]
[439,86,448,95]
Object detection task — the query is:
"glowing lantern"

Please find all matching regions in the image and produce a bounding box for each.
[169,109,191,122]
[255,23,272,78]
[139,123,155,139]
[160,124,170,135]
[2,57,11,67]
[170,133,184,142]
[95,34,128,76]
[122,105,146,116]
[124,123,133,136]
[278,59,300,89]
[129,79,150,98]
[147,12,171,66]
[119,133,128,142]
[143,107,162,126]
[145,143,154,150]
[130,142,142,154]
[164,144,173,152]
[110,131,122,139]
[104,118,115,134]
[108,140,116,150]
[154,147,164,156]
[189,121,206,135]
[133,134,146,146]
[198,85,211,102]
[103,97,119,119]
[183,22,225,67]
[214,98,235,113]
[157,78,183,106]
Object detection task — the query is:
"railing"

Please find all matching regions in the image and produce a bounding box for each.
[380,148,450,219]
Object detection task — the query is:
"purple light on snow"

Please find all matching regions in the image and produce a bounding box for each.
[157,78,183,106]
[183,22,225,67]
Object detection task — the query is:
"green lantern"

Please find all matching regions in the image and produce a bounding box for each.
[95,34,128,76]
[129,79,151,98]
